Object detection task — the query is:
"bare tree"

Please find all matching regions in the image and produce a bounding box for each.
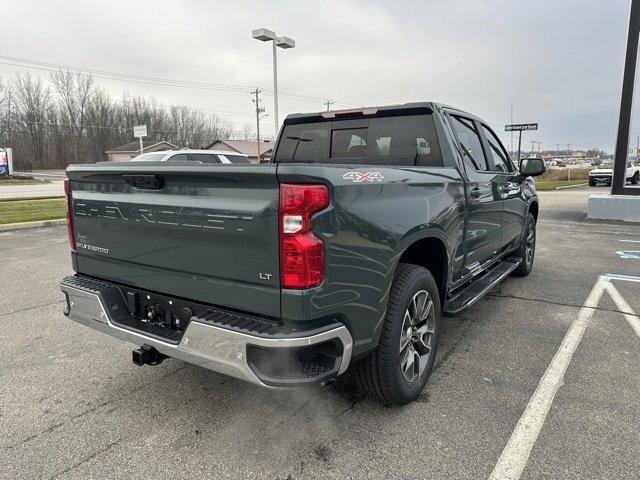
[14,73,51,169]
[234,124,255,141]
[51,70,95,164]
[4,70,239,168]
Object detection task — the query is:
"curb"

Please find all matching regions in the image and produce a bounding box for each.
[0,219,66,232]
[556,183,588,190]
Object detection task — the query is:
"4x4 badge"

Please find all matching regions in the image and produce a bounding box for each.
[343,171,384,183]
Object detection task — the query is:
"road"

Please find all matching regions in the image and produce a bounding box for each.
[0,171,65,200]
[0,181,64,200]
[1,187,638,479]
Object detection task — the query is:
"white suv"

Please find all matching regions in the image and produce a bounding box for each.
[132,149,250,164]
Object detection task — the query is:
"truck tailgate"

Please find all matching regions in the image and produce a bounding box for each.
[66,163,281,317]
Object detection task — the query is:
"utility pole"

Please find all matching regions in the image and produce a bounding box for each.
[556,143,561,154]
[530,140,536,156]
[324,100,335,111]
[251,88,265,161]
[510,101,514,155]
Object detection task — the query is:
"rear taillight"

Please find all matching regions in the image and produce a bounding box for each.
[64,178,76,251]
[279,184,329,289]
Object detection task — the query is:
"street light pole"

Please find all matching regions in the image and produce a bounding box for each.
[272,39,278,133]
[252,28,295,138]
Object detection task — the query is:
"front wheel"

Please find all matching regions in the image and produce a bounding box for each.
[512,212,536,277]
[632,172,639,185]
[588,178,596,187]
[352,264,441,405]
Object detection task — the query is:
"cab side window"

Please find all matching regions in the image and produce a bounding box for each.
[450,115,489,171]
[481,125,513,173]
[169,154,189,162]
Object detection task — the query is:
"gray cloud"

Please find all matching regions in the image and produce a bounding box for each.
[1,0,632,150]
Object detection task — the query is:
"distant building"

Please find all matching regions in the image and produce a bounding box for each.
[204,140,275,164]
[105,140,178,162]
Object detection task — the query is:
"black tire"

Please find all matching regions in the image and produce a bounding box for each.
[632,172,639,185]
[352,264,441,405]
[588,178,596,187]
[512,212,536,277]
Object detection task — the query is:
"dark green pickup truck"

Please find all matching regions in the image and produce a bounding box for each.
[60,102,544,405]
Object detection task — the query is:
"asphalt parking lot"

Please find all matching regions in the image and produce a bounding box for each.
[1,186,638,479]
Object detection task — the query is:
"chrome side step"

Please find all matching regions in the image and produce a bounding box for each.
[444,257,521,316]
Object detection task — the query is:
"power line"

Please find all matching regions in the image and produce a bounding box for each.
[0,55,358,107]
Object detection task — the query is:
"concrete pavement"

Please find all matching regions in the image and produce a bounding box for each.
[0,188,638,479]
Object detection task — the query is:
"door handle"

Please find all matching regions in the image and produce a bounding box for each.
[470,187,483,198]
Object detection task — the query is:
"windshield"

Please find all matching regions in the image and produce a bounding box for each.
[131,152,169,162]
[599,161,614,169]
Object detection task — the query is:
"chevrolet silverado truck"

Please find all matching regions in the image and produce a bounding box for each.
[60,102,545,405]
[588,159,640,186]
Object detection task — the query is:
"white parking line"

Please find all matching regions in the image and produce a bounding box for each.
[489,273,640,480]
[605,273,640,283]
[605,282,640,338]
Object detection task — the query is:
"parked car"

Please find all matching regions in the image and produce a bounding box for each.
[132,149,250,164]
[61,102,545,405]
[588,160,640,186]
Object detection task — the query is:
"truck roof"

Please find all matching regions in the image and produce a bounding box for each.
[283,101,478,124]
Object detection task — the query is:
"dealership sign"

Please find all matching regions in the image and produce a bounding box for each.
[505,123,538,132]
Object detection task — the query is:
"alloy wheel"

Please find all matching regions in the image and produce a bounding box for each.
[399,290,436,383]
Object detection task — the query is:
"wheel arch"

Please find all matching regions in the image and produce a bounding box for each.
[396,235,450,309]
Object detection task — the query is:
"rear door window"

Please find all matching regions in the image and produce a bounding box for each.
[220,155,250,164]
[450,116,489,171]
[187,153,219,163]
[168,153,189,162]
[275,114,442,166]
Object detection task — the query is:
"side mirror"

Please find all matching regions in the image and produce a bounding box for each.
[519,158,546,177]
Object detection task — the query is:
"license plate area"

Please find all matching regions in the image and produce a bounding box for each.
[108,286,207,344]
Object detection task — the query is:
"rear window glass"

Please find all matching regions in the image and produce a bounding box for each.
[275,114,442,166]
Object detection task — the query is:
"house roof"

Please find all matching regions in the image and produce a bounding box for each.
[205,139,275,157]
[105,140,177,154]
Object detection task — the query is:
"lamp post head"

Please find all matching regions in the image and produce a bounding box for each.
[276,36,295,49]
[252,28,276,42]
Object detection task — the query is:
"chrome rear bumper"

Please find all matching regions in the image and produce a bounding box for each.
[60,277,353,388]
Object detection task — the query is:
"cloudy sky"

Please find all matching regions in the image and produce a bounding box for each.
[1,0,634,152]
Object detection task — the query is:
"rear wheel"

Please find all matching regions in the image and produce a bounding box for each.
[588,178,596,187]
[352,264,441,405]
[512,212,536,277]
